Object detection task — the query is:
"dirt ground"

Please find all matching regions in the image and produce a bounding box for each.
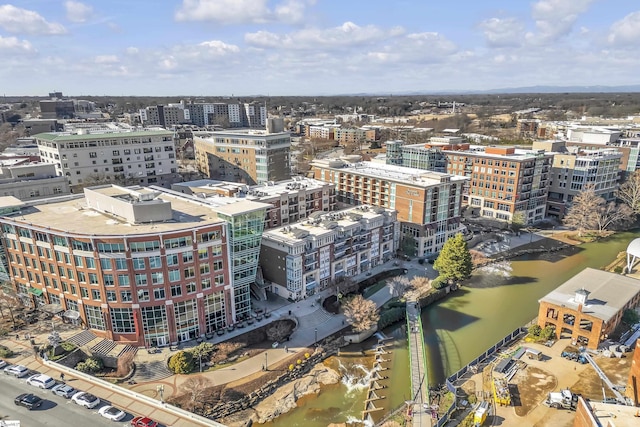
[570,356,631,400]
[511,366,557,416]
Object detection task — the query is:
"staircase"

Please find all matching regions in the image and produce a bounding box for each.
[131,359,173,382]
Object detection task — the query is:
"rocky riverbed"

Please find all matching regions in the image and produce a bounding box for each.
[221,363,341,426]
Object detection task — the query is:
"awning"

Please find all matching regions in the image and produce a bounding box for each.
[63,309,80,320]
[28,287,43,296]
[39,303,63,315]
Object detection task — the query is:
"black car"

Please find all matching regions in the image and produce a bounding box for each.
[15,393,43,410]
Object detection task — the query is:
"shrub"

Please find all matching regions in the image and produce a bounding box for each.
[289,364,294,371]
[528,325,542,337]
[61,341,77,352]
[614,266,624,274]
[540,326,555,341]
[304,353,310,359]
[431,276,448,290]
[168,351,194,374]
[0,345,14,358]
[378,307,406,329]
[76,357,104,373]
[296,359,302,365]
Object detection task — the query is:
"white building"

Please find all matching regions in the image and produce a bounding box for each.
[35,129,180,188]
[260,206,400,300]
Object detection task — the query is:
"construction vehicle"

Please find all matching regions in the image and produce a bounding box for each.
[543,389,578,410]
[561,351,587,364]
[473,400,489,426]
[492,378,511,406]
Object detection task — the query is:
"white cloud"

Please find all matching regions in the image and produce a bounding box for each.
[64,1,93,23]
[245,22,404,49]
[0,35,34,51]
[526,0,595,44]
[125,47,139,55]
[0,5,67,35]
[175,0,313,24]
[367,32,457,64]
[479,17,525,48]
[608,11,640,46]
[199,40,240,54]
[94,55,119,64]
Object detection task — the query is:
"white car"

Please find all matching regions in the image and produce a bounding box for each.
[4,364,29,378]
[98,405,126,421]
[71,391,100,409]
[26,373,56,389]
[0,359,7,369]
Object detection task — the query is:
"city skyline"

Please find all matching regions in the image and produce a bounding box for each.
[0,0,639,96]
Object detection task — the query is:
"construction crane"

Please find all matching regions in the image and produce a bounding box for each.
[581,351,629,404]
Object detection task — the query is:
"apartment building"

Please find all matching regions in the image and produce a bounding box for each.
[194,129,291,185]
[547,148,621,219]
[139,104,190,127]
[537,268,640,349]
[311,159,467,256]
[185,101,266,129]
[334,128,378,145]
[34,128,181,189]
[444,146,553,224]
[385,140,448,172]
[0,185,269,346]
[172,176,336,229]
[260,206,399,300]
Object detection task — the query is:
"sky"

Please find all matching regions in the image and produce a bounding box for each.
[0,0,639,96]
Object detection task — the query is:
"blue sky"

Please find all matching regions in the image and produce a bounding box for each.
[0,0,639,96]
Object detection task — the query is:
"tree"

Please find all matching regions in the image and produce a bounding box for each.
[0,288,20,328]
[622,309,640,327]
[266,321,292,342]
[401,233,417,256]
[168,350,194,374]
[618,171,640,215]
[343,295,379,333]
[181,375,213,411]
[563,186,601,236]
[595,201,634,232]
[433,233,473,283]
[388,276,431,300]
[190,342,215,363]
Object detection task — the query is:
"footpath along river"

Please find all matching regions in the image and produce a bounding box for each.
[270,231,636,426]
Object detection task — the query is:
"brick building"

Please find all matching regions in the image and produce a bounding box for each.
[537,268,640,349]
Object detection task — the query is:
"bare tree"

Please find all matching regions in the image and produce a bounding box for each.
[595,201,634,232]
[0,289,20,328]
[181,375,213,411]
[618,171,640,215]
[389,276,410,298]
[343,295,379,333]
[265,321,291,342]
[563,186,601,236]
[388,276,431,300]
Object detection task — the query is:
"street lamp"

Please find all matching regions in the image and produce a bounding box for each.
[314,328,318,346]
[156,384,164,403]
[264,352,268,371]
[199,352,202,373]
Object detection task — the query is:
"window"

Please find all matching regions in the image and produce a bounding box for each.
[202,278,212,290]
[151,272,164,285]
[167,254,179,266]
[89,273,98,284]
[186,282,196,293]
[100,258,112,270]
[170,284,182,297]
[198,248,208,260]
[74,255,84,267]
[149,256,161,269]
[212,245,222,256]
[77,271,86,283]
[214,275,224,286]
[182,251,194,263]
[97,242,125,253]
[200,264,210,275]
[137,289,150,302]
[91,289,101,300]
[117,274,130,287]
[104,274,114,286]
[153,288,166,300]
[84,305,105,330]
[130,241,160,252]
[133,258,146,270]
[213,260,223,271]
[71,240,93,252]
[168,270,180,282]
[86,257,95,269]
[80,287,89,298]
[184,267,195,279]
[198,231,220,242]
[135,274,148,286]
[110,308,135,333]
[164,236,192,249]
[120,290,132,302]
[115,258,127,270]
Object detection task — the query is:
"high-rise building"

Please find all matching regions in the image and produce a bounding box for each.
[0,185,269,346]
[139,104,190,127]
[311,159,467,256]
[34,128,181,189]
[261,206,399,300]
[184,101,266,129]
[194,130,291,185]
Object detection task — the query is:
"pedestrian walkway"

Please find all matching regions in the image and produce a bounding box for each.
[406,301,432,427]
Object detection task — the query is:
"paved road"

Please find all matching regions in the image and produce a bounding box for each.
[0,372,139,426]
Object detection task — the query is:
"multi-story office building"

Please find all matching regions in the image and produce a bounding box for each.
[172,176,336,229]
[139,105,190,128]
[0,162,70,200]
[260,206,399,300]
[385,140,448,172]
[0,185,269,346]
[311,159,467,256]
[445,146,553,224]
[194,130,291,185]
[547,148,621,219]
[34,129,181,189]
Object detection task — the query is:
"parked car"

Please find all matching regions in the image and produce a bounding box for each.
[131,416,159,427]
[0,359,7,369]
[14,393,43,410]
[71,391,101,409]
[4,364,29,378]
[26,374,56,389]
[99,405,126,421]
[51,383,76,398]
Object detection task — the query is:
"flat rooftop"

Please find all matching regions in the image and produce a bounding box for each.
[538,268,640,322]
[586,399,640,427]
[263,205,391,244]
[0,186,268,236]
[34,129,172,142]
[312,159,467,187]
[175,177,330,199]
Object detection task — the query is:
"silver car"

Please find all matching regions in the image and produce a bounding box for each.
[4,364,29,378]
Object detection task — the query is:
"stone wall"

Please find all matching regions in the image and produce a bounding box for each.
[55,348,88,368]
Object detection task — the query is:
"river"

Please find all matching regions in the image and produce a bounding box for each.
[270,231,637,426]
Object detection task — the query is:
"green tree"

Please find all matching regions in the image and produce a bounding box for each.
[528,325,542,337]
[401,233,416,256]
[622,309,640,327]
[540,326,556,341]
[433,233,472,283]
[168,350,194,374]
